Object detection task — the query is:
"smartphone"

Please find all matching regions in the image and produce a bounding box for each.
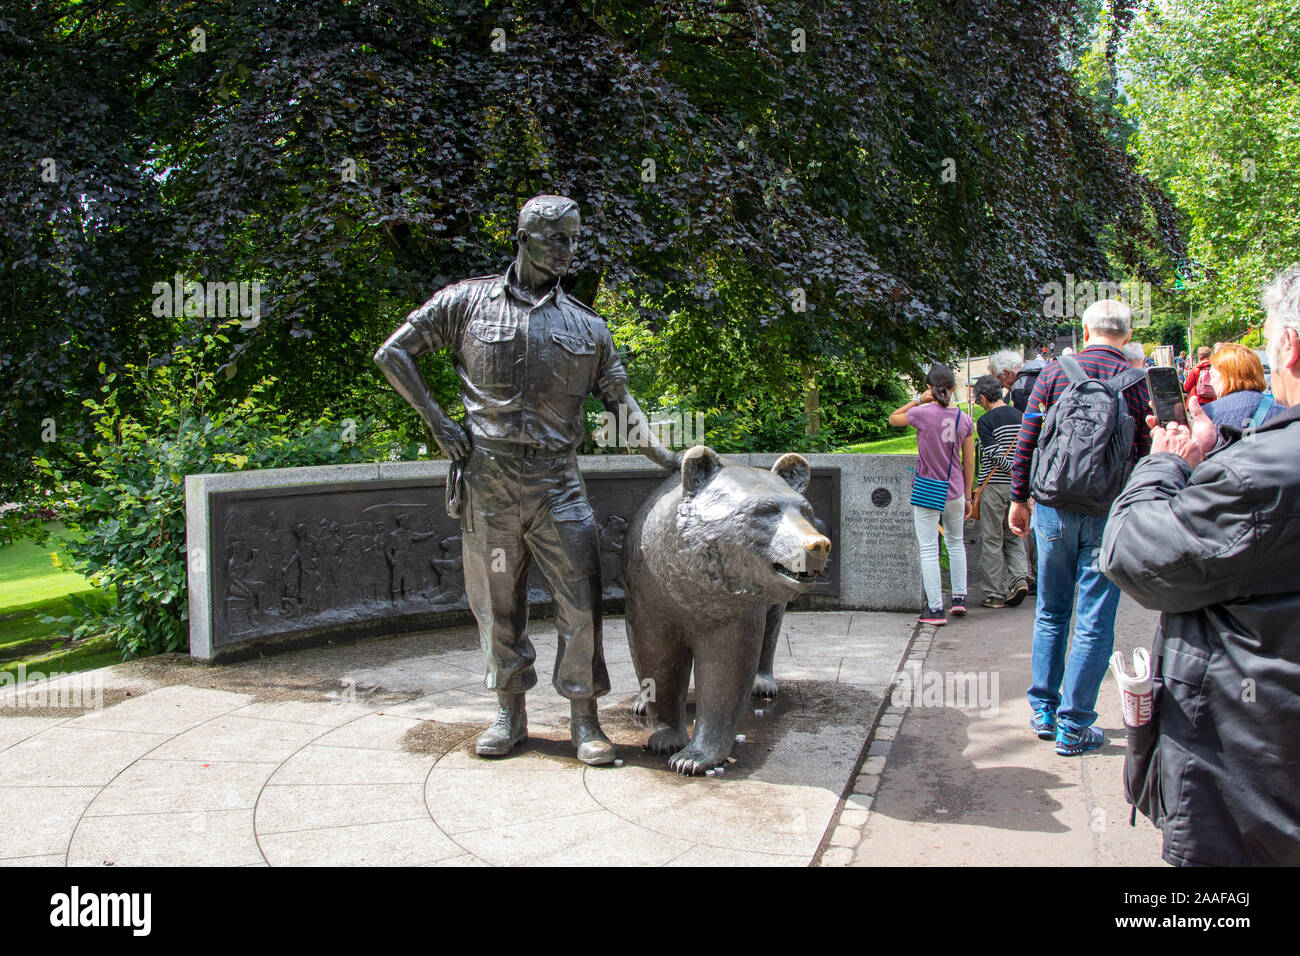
[1147,366,1189,427]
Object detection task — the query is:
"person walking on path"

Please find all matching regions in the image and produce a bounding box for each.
[1182,345,1215,403]
[988,349,1023,404]
[1008,300,1151,756]
[889,364,975,626]
[972,375,1028,609]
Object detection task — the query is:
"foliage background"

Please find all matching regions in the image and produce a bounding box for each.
[1,0,1205,657]
[1121,0,1300,348]
[3,0,1183,488]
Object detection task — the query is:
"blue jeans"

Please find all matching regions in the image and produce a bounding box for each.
[1026,503,1121,733]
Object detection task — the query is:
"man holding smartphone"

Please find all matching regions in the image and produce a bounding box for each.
[1099,264,1300,865]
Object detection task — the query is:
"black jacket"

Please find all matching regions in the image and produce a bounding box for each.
[1100,401,1300,866]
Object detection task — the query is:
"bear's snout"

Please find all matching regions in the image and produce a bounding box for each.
[771,526,830,587]
[790,532,831,575]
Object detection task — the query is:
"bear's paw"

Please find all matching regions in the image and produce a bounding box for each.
[669,744,727,775]
[647,725,689,754]
[751,672,779,700]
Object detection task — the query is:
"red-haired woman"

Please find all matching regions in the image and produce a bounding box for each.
[1202,344,1282,428]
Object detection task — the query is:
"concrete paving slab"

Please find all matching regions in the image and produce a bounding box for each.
[584,764,832,856]
[0,786,100,857]
[336,659,484,698]
[0,727,171,787]
[424,765,601,835]
[258,818,463,867]
[0,715,71,750]
[66,685,253,734]
[268,744,433,785]
[67,808,263,866]
[430,744,581,774]
[0,610,914,865]
[380,686,498,723]
[229,699,385,727]
[847,612,919,638]
[0,854,65,866]
[664,845,805,866]
[83,758,273,816]
[256,783,429,832]
[310,713,424,751]
[421,853,490,867]
[451,809,694,867]
[150,715,325,763]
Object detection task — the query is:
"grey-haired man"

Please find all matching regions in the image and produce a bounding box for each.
[374,195,679,765]
[1100,264,1300,865]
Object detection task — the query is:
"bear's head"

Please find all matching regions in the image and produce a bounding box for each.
[673,446,832,603]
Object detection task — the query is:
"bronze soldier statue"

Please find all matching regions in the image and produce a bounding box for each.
[373,195,679,765]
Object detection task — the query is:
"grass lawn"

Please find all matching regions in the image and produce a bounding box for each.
[0,524,119,680]
[838,402,984,454]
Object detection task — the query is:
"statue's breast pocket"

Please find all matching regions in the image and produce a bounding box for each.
[549,331,596,396]
[464,320,517,387]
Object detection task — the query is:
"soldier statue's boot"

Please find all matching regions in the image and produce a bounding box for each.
[570,698,616,766]
[476,692,527,757]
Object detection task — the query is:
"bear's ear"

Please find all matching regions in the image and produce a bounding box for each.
[771,453,810,494]
[681,445,723,496]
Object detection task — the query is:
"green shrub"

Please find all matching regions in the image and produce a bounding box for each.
[35,321,412,659]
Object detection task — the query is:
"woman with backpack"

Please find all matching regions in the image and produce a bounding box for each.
[889,364,975,626]
[1182,345,1216,403]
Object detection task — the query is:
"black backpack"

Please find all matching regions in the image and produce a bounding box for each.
[1029,355,1147,516]
[1009,367,1040,412]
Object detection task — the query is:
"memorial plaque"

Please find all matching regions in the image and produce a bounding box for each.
[840,458,923,611]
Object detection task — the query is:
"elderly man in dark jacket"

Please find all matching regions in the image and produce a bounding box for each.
[1099,264,1300,866]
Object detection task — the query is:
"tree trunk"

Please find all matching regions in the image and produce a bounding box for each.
[801,362,820,436]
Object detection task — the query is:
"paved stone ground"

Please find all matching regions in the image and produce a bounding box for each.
[817,591,1167,867]
[0,611,914,867]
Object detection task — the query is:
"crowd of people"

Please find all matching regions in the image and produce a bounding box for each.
[889,264,1300,866]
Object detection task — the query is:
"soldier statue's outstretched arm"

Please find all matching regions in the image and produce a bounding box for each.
[603,385,683,471]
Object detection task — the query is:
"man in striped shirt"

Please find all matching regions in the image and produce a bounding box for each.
[972,374,1028,608]
[1008,299,1152,757]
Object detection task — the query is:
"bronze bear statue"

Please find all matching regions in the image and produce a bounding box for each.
[622,447,830,774]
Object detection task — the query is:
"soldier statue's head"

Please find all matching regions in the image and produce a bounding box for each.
[515,194,580,285]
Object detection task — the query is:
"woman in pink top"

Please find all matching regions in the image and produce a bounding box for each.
[888,364,976,625]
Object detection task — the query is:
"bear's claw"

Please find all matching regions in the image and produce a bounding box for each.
[631,695,649,717]
[668,746,726,775]
[751,673,779,699]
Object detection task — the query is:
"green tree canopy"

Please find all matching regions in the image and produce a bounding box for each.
[2,0,1183,487]
[1121,0,1300,335]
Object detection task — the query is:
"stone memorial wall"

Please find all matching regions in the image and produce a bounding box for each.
[186,454,872,662]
